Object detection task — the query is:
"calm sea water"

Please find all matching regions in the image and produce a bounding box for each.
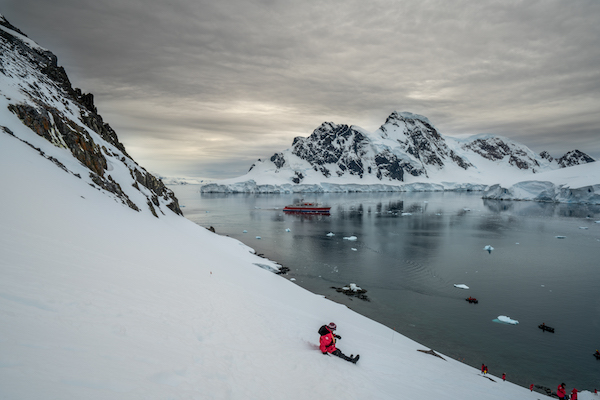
[169,185,600,392]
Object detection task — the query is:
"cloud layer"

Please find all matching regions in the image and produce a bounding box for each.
[5,0,600,178]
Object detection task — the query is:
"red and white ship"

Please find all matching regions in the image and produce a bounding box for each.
[283,201,331,214]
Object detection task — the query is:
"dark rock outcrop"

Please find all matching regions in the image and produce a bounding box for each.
[0,15,182,216]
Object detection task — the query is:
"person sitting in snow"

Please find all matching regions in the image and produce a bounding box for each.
[319,322,359,364]
[556,383,566,399]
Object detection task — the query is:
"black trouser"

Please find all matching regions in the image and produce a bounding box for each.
[332,349,353,361]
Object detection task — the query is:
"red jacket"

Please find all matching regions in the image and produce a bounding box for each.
[557,385,566,399]
[319,327,337,353]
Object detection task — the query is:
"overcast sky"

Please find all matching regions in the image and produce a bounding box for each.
[4,0,600,179]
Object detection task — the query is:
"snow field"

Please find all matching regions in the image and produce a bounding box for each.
[2,132,596,399]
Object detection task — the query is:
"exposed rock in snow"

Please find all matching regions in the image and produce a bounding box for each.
[0,15,181,217]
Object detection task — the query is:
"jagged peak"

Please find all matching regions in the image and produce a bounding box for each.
[385,111,434,127]
[0,14,25,36]
[0,15,44,51]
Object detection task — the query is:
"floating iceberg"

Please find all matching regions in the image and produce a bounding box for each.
[326,232,335,237]
[256,236,261,239]
[343,236,358,241]
[454,284,469,289]
[484,245,494,253]
[496,315,519,325]
[351,248,357,251]
[285,228,291,232]
[243,230,248,233]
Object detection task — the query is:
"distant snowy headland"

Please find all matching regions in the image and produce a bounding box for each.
[200,112,598,204]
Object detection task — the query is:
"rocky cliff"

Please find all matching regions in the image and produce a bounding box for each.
[0,15,181,217]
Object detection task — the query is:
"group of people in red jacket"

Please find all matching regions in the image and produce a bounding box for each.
[320,322,586,398]
[556,383,578,400]
[318,322,359,364]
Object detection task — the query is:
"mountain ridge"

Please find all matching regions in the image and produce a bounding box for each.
[0,14,181,217]
[202,111,595,194]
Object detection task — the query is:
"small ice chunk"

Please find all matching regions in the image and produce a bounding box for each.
[497,315,519,325]
[555,236,566,239]
[454,284,469,289]
[463,208,471,211]
[290,278,296,281]
[484,245,494,253]
[285,228,291,232]
[401,212,412,216]
[349,283,362,292]
[326,232,335,237]
[256,236,261,239]
[343,236,358,241]
[243,230,248,233]
[351,248,357,251]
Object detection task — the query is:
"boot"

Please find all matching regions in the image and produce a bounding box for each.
[351,355,360,364]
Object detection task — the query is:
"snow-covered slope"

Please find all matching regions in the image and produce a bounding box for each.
[3,91,587,400]
[201,112,596,200]
[0,14,180,217]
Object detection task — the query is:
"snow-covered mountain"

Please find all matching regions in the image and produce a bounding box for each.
[201,111,595,194]
[0,15,181,218]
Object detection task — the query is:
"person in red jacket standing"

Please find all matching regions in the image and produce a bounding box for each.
[319,322,359,363]
[571,388,578,400]
[556,383,566,399]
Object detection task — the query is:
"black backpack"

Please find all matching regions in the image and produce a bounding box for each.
[318,325,329,336]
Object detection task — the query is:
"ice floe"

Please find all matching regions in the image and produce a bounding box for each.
[326,232,335,237]
[343,236,358,241]
[495,316,519,325]
[454,284,469,289]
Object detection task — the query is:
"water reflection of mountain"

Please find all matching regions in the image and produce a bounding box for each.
[483,199,600,218]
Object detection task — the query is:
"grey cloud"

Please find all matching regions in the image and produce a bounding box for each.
[4,0,600,178]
